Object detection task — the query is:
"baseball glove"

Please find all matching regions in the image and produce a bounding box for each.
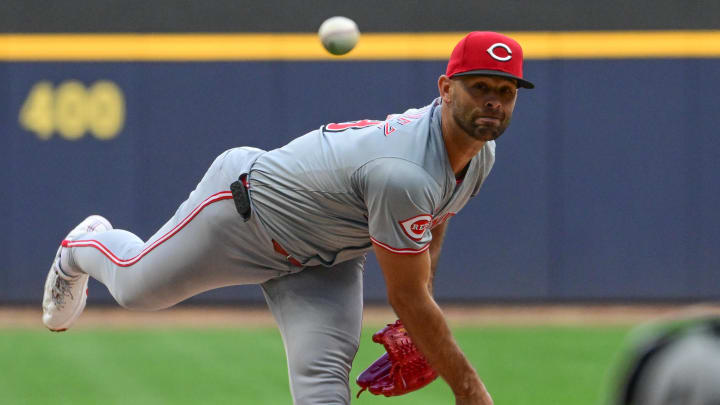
[356,319,438,397]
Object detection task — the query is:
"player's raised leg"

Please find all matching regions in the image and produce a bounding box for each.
[66,192,290,312]
[42,147,289,331]
[261,257,364,405]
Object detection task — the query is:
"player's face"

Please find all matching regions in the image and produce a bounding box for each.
[447,75,518,142]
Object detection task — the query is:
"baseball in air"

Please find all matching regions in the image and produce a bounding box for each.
[318,16,359,55]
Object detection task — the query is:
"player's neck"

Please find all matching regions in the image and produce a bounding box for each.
[440,115,486,177]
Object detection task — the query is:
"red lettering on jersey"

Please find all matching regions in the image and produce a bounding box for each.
[399,214,432,242]
[325,119,382,132]
[326,107,431,135]
[387,110,426,127]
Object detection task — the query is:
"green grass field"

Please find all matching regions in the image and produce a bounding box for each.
[0,324,631,404]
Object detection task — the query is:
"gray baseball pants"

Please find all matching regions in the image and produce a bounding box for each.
[66,147,365,404]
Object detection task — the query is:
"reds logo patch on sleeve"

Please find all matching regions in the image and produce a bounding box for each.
[398,214,432,242]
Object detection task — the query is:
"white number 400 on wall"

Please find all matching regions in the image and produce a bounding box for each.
[19,80,125,141]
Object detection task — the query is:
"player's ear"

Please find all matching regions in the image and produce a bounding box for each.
[438,75,453,104]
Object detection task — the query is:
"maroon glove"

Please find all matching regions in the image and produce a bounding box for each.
[356,320,438,397]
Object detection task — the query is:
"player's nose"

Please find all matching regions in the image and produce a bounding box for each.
[484,97,502,110]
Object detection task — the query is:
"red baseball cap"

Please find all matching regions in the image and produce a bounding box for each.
[446,31,534,89]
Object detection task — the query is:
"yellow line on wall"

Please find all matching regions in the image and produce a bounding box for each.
[1,31,720,61]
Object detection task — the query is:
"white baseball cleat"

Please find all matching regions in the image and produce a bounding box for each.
[42,215,112,332]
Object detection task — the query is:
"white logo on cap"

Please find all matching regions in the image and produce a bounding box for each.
[487,43,512,62]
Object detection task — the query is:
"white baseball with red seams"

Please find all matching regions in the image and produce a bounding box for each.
[318,16,359,55]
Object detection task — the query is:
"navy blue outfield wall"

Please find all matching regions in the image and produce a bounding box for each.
[1,59,719,304]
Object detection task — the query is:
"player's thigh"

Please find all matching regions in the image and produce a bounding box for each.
[261,257,364,403]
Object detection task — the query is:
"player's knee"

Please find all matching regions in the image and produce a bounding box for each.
[287,336,358,404]
[290,362,351,405]
[113,290,165,311]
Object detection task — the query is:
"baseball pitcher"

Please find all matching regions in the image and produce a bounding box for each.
[42,31,534,405]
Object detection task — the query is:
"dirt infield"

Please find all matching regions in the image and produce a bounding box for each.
[4,303,720,329]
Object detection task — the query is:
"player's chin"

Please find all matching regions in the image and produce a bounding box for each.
[471,127,503,142]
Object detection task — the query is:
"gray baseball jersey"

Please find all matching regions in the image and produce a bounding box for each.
[249,98,496,267]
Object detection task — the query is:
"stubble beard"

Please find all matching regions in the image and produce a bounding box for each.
[452,109,509,142]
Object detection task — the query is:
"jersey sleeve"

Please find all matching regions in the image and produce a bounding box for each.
[356,158,440,254]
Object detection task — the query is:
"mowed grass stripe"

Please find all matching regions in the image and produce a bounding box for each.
[0,326,630,405]
[462,327,629,404]
[2,329,291,404]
